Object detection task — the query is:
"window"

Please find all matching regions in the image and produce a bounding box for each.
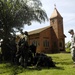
[59,41,63,48]
[32,40,39,46]
[59,40,64,51]
[52,19,54,24]
[43,40,49,47]
[53,42,57,47]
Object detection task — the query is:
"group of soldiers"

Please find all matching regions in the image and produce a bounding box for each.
[0,31,56,68]
[0,31,36,67]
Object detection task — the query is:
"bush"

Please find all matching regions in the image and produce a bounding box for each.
[65,41,71,53]
[66,47,71,53]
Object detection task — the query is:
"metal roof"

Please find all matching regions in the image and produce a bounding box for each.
[28,26,51,35]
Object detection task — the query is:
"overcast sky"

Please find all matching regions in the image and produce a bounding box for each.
[24,0,75,43]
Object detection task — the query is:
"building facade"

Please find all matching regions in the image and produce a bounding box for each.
[28,7,65,53]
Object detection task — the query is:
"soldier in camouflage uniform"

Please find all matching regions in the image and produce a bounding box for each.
[68,29,75,67]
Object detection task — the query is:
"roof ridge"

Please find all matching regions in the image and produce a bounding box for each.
[28,26,51,35]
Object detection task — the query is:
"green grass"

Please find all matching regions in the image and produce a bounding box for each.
[0,53,75,75]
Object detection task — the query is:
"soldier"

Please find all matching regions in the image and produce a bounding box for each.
[68,29,75,67]
[33,53,55,68]
[10,37,17,64]
[29,43,36,57]
[19,31,29,67]
[15,35,21,65]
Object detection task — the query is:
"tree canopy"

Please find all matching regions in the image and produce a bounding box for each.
[0,0,48,40]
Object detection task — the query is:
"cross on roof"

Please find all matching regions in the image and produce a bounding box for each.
[54,4,56,8]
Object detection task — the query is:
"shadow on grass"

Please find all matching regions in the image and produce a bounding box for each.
[0,63,23,75]
[10,65,24,75]
[53,66,64,70]
[26,65,65,71]
[0,63,65,75]
[26,66,42,71]
[56,61,72,65]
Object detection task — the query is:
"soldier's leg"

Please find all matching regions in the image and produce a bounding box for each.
[72,49,75,63]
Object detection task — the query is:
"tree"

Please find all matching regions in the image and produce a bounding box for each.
[0,0,48,41]
[0,0,48,61]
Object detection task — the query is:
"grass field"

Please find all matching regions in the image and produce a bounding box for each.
[0,53,75,75]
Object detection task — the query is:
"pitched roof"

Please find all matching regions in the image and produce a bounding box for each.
[50,8,62,19]
[28,26,51,35]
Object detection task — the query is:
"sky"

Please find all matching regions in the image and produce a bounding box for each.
[24,0,75,43]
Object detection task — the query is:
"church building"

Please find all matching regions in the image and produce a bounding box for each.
[28,7,65,53]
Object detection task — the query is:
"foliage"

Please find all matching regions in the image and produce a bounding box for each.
[0,53,75,75]
[0,0,48,40]
[65,41,71,53]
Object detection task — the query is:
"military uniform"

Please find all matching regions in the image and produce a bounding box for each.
[70,33,75,63]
